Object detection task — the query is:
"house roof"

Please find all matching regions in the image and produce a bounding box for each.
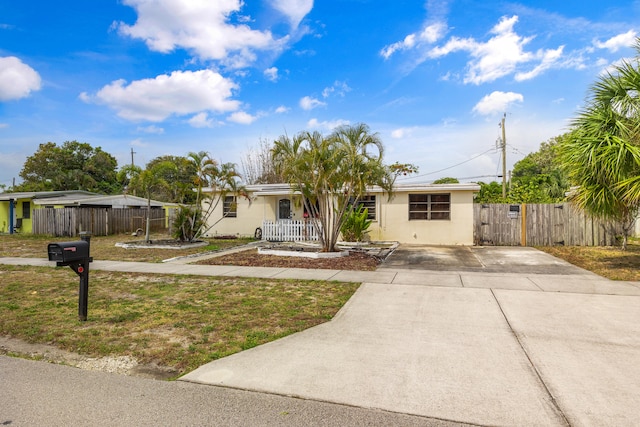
[0,191,177,207]
[0,190,97,202]
[203,182,480,196]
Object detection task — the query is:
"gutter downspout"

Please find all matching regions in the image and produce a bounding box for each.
[9,199,14,234]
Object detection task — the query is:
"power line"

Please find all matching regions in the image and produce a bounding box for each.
[397,147,497,181]
[456,174,502,180]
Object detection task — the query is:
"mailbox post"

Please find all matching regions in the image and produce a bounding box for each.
[47,232,93,321]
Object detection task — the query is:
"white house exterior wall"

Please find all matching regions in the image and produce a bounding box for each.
[203,195,305,238]
[202,184,478,244]
[370,190,475,245]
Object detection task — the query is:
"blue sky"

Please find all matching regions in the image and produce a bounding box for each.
[1,0,639,188]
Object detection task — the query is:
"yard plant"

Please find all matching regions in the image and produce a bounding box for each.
[272,123,399,252]
[340,205,372,242]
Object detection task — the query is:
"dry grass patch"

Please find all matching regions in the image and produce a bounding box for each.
[0,265,358,378]
[538,243,640,281]
[0,233,254,263]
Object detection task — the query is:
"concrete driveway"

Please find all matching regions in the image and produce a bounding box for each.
[380,244,590,274]
[182,246,640,426]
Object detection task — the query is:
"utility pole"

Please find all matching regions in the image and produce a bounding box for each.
[130,147,136,166]
[500,113,507,199]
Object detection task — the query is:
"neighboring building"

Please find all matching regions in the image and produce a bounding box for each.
[202,183,480,245]
[0,191,172,234]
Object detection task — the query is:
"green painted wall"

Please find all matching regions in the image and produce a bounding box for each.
[0,198,33,233]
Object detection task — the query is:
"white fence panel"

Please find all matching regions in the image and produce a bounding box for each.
[262,219,320,241]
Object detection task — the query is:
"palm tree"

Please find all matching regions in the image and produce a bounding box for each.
[185,151,246,241]
[272,123,394,252]
[127,161,176,242]
[561,39,640,249]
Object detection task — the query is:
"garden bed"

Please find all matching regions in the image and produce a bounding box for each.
[115,239,208,249]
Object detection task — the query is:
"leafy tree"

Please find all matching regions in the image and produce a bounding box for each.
[18,141,119,193]
[512,135,570,201]
[272,123,397,252]
[560,39,640,249]
[474,181,505,203]
[388,161,419,176]
[433,177,459,184]
[507,181,553,204]
[146,155,197,203]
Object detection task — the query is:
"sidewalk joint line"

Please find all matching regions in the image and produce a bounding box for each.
[526,277,545,291]
[490,289,572,427]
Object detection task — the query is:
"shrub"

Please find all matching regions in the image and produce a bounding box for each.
[172,206,204,242]
[340,205,372,242]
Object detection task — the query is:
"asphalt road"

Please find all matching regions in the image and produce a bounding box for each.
[1,356,469,427]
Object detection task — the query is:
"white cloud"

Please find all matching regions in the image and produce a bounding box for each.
[425,15,565,84]
[87,69,240,122]
[269,0,313,28]
[453,16,535,84]
[307,118,349,130]
[380,21,447,59]
[275,105,289,113]
[264,67,279,81]
[515,46,564,81]
[130,138,150,148]
[0,56,42,101]
[472,91,523,116]
[188,112,215,128]
[322,81,351,98]
[594,30,637,52]
[299,95,326,110]
[0,123,8,129]
[391,127,416,139]
[117,0,292,69]
[227,111,257,124]
[137,125,165,134]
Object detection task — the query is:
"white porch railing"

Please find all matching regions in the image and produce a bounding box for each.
[261,219,321,241]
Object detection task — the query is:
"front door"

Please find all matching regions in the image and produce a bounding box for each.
[278,199,291,219]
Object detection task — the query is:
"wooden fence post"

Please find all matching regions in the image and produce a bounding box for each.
[521,203,527,246]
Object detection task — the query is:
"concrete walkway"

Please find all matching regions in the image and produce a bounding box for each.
[2,250,640,426]
[181,280,640,426]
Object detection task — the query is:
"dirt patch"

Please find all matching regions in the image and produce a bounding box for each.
[115,239,208,249]
[196,248,381,271]
[0,335,177,380]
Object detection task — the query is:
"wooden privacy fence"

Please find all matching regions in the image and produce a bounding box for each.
[474,203,624,246]
[262,219,320,241]
[33,207,169,237]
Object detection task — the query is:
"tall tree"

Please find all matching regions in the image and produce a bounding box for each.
[18,141,119,193]
[512,135,570,202]
[177,151,246,242]
[241,138,284,184]
[146,155,197,203]
[126,161,176,242]
[560,39,640,249]
[272,123,396,252]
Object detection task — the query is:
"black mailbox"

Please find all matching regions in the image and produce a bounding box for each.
[47,234,93,321]
[48,241,91,265]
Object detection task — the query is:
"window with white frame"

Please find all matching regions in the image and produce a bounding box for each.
[408,194,450,220]
[223,196,237,218]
